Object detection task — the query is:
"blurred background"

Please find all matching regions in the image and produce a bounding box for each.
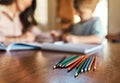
[35,0,120,36]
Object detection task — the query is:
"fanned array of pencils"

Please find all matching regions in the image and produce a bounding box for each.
[53,55,98,78]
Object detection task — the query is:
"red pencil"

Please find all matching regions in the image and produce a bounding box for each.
[93,55,98,71]
[76,55,88,68]
[65,55,83,68]
[67,56,84,72]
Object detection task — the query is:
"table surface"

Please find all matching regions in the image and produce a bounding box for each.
[0,42,120,83]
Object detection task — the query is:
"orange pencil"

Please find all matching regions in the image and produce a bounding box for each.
[67,56,84,72]
[76,55,88,68]
[65,55,84,68]
[88,56,95,71]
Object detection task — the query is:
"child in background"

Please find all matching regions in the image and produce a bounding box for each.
[52,0,105,44]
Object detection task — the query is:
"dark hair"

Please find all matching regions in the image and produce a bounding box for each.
[0,0,37,33]
[0,0,15,5]
[20,0,37,33]
[74,0,81,10]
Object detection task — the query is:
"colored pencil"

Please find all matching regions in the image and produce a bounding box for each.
[93,55,98,71]
[62,56,80,68]
[81,56,90,73]
[65,55,84,68]
[88,56,95,71]
[58,55,78,67]
[67,56,84,72]
[76,55,88,68]
[74,60,86,78]
[53,56,66,69]
[84,56,93,72]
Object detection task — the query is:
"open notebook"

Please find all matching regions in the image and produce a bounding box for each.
[42,42,103,54]
[0,42,42,51]
[0,41,103,54]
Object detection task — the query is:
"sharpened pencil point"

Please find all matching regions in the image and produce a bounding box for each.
[93,67,96,71]
[85,68,87,72]
[74,73,78,78]
[81,69,83,73]
[67,69,70,72]
[61,65,64,68]
[88,68,90,71]
[59,64,62,67]
[53,66,56,70]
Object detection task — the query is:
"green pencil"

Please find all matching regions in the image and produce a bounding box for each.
[62,56,80,68]
[58,55,78,68]
[53,56,66,69]
[81,56,90,73]
[74,60,86,78]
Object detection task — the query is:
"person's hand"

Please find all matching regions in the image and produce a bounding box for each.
[22,32,36,42]
[62,34,78,44]
[62,33,72,43]
[50,30,62,41]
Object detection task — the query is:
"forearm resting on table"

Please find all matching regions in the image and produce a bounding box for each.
[4,36,27,42]
[69,35,103,44]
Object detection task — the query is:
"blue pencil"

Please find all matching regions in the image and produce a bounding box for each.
[74,59,86,78]
[81,56,90,73]
[84,56,93,72]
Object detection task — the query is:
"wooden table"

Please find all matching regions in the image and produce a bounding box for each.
[0,42,120,83]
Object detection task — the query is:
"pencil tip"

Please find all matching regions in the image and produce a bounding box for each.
[74,74,78,78]
[88,68,90,71]
[93,67,96,71]
[85,68,88,72]
[81,69,83,73]
[94,67,96,69]
[67,69,70,72]
[53,66,56,70]
[59,64,62,67]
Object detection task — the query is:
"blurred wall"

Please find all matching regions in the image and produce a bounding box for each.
[48,0,57,30]
[109,0,120,34]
